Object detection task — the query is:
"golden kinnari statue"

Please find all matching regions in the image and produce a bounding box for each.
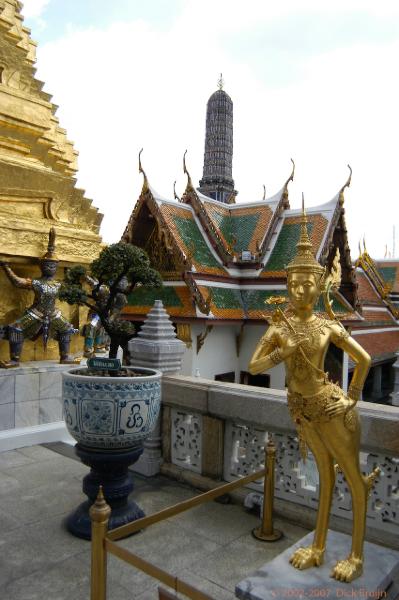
[249,198,379,583]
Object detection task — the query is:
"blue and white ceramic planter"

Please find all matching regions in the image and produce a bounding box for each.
[62,367,162,450]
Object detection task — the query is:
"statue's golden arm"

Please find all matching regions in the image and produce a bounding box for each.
[248,327,281,375]
[1,263,32,289]
[331,324,371,403]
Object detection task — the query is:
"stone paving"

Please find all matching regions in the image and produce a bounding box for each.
[0,444,309,600]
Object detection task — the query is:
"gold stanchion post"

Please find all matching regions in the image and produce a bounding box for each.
[90,486,111,600]
[252,436,283,542]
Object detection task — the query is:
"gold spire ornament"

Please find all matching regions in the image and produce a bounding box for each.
[249,193,379,583]
[138,148,149,194]
[173,180,181,202]
[322,248,341,320]
[338,164,352,205]
[183,149,194,192]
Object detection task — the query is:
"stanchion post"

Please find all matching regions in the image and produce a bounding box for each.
[252,436,283,541]
[90,486,111,600]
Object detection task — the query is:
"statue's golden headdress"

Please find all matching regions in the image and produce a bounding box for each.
[286,194,324,277]
[41,227,58,261]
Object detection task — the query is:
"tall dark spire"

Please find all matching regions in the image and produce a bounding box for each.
[198,77,237,203]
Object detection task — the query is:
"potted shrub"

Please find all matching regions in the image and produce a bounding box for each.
[58,242,163,538]
[59,242,162,360]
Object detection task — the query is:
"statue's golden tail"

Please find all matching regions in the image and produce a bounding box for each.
[364,466,380,498]
[335,464,380,498]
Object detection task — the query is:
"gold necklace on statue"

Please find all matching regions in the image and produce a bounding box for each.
[280,315,329,381]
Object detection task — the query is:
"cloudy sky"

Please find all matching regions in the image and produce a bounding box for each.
[22,0,399,258]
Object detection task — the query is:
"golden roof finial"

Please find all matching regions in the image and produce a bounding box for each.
[138,148,149,193]
[173,180,181,202]
[226,191,236,204]
[363,235,367,254]
[287,158,295,186]
[183,149,194,192]
[262,184,266,201]
[282,158,295,208]
[338,164,352,205]
[218,73,224,90]
[358,240,362,257]
[286,193,324,276]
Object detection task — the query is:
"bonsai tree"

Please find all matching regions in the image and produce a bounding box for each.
[59,243,162,360]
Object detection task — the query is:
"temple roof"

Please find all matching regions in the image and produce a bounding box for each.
[375,260,399,295]
[124,284,197,320]
[356,270,383,305]
[124,281,354,322]
[351,330,399,364]
[261,209,330,278]
[349,250,399,364]
[355,250,399,317]
[122,164,359,323]
[199,195,275,256]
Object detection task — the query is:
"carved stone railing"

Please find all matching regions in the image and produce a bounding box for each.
[161,375,399,548]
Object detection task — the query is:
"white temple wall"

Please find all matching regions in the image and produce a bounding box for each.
[178,323,285,389]
[193,323,239,380]
[179,323,240,381]
[179,333,195,376]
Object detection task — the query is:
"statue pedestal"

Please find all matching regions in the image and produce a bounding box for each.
[0,360,78,433]
[65,444,144,540]
[235,530,399,600]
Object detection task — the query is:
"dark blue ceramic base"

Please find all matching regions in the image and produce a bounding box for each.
[65,443,145,540]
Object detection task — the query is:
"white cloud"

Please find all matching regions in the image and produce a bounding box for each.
[179,0,399,32]
[22,0,50,19]
[32,3,399,258]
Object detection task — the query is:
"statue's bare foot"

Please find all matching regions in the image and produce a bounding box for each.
[290,545,324,569]
[60,356,81,365]
[0,359,19,369]
[331,556,363,582]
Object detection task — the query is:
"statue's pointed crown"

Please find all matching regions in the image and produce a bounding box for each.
[286,194,324,276]
[41,227,58,261]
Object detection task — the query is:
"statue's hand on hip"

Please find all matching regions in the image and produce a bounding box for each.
[325,395,351,419]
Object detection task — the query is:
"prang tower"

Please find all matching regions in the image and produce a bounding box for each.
[198,76,237,203]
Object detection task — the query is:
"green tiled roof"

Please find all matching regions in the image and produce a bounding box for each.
[128,286,182,307]
[242,289,288,311]
[264,222,314,272]
[241,289,347,315]
[231,214,260,251]
[174,216,221,268]
[210,287,243,309]
[314,294,347,314]
[210,211,260,251]
[127,284,350,318]
[378,266,397,286]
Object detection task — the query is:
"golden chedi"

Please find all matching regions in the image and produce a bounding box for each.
[249,197,379,583]
[0,1,103,361]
